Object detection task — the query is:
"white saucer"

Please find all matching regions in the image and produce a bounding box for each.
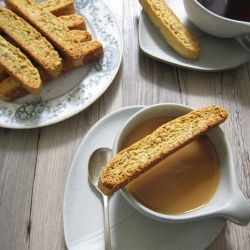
[139,0,250,71]
[63,106,225,250]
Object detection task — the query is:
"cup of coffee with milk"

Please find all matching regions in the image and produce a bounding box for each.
[183,0,250,51]
[111,103,250,225]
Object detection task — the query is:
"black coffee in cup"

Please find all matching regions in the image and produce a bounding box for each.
[197,0,250,22]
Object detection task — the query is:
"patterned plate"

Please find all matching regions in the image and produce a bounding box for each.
[0,0,122,128]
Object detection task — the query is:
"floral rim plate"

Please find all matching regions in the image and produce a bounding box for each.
[63,106,225,250]
[139,0,250,71]
[0,0,122,128]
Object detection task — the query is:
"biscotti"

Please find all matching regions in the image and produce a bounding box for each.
[39,0,75,16]
[139,0,201,60]
[58,15,87,30]
[5,0,86,67]
[99,105,228,196]
[0,41,104,101]
[0,35,42,95]
[70,30,92,42]
[0,77,29,101]
[0,7,62,78]
[0,66,8,82]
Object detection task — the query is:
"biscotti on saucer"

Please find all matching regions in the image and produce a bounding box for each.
[99,105,228,196]
[139,0,201,60]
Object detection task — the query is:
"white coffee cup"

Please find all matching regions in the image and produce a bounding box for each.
[112,103,250,225]
[183,0,250,52]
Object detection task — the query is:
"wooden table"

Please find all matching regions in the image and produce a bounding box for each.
[0,0,250,249]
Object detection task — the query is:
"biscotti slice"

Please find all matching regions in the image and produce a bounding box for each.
[81,40,104,65]
[70,30,92,42]
[0,77,29,101]
[5,0,85,67]
[139,0,201,60]
[0,35,42,95]
[0,66,8,82]
[58,15,87,30]
[0,7,62,78]
[39,0,75,16]
[99,105,228,196]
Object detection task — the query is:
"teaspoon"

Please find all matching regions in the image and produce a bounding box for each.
[88,148,112,250]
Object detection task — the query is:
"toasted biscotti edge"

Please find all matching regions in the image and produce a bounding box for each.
[139,0,201,60]
[39,0,75,16]
[58,15,87,30]
[99,105,228,196]
[0,77,29,101]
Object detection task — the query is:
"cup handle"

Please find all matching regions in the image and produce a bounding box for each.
[221,189,250,226]
[236,34,250,52]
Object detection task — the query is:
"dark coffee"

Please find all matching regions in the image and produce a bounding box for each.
[197,0,250,22]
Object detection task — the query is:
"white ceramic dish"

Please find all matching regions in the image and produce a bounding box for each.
[0,0,122,128]
[139,0,250,71]
[63,106,225,250]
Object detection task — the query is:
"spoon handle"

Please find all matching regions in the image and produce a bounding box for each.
[103,194,112,250]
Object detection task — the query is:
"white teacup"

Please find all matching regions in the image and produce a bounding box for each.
[183,0,250,52]
[113,103,250,225]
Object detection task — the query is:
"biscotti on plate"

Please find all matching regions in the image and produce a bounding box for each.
[99,105,228,196]
[70,30,92,42]
[0,35,42,95]
[5,0,86,67]
[0,0,104,101]
[58,14,87,30]
[139,0,201,60]
[0,40,104,102]
[0,77,29,101]
[39,0,75,16]
[0,66,8,82]
[0,6,62,78]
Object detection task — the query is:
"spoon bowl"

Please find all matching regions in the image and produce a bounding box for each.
[88,147,113,250]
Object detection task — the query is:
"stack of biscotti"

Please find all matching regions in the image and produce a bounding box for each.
[98,105,228,196]
[0,0,104,101]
